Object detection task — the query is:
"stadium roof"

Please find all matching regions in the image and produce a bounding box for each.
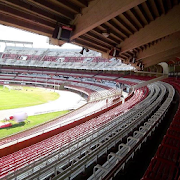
[0,0,180,70]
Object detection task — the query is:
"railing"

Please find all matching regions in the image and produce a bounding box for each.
[88,82,174,180]
[3,85,149,180]
[0,91,123,149]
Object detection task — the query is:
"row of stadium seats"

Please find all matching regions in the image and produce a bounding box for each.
[0,85,148,179]
[88,82,174,180]
[0,54,133,70]
[65,82,121,101]
[1,67,154,81]
[0,101,106,148]
[0,69,162,179]
[142,79,180,180]
[0,71,124,101]
[0,71,126,149]
[2,53,112,63]
[0,75,122,102]
[2,47,100,58]
[24,84,158,180]
[49,87,149,180]
[123,75,156,80]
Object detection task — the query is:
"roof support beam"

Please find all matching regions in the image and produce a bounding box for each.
[80,35,111,50]
[137,31,180,60]
[0,13,53,37]
[0,0,68,24]
[143,47,180,67]
[23,0,74,20]
[0,4,55,29]
[83,33,113,48]
[74,39,108,53]
[119,4,180,53]
[49,0,81,14]
[70,0,146,40]
[145,52,180,67]
[92,28,120,44]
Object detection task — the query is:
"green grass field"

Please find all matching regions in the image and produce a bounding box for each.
[0,85,70,139]
[0,85,59,110]
[0,110,69,139]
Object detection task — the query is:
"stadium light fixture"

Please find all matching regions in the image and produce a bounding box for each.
[109,47,121,57]
[101,29,110,38]
[79,47,89,55]
[102,32,110,38]
[79,47,84,55]
[85,47,89,52]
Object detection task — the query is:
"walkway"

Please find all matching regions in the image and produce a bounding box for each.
[0,90,87,120]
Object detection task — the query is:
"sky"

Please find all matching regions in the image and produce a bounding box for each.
[0,24,81,51]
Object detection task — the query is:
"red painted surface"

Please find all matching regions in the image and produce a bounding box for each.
[0,99,123,157]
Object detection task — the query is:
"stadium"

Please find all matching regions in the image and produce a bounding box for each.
[0,1,180,180]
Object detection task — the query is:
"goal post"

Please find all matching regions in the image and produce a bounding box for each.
[3,85,12,91]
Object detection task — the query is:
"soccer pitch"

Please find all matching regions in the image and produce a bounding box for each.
[0,85,71,138]
[0,85,60,110]
[0,110,69,139]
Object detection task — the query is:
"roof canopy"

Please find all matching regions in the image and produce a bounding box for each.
[0,0,180,69]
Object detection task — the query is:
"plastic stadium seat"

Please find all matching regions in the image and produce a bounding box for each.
[0,86,148,178]
[142,157,178,180]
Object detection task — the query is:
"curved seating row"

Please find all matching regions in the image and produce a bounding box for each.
[142,78,180,180]
[0,55,131,70]
[0,71,124,149]
[3,85,148,179]
[0,86,148,179]
[0,72,122,102]
[32,84,155,180]
[0,70,158,179]
[88,82,174,180]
